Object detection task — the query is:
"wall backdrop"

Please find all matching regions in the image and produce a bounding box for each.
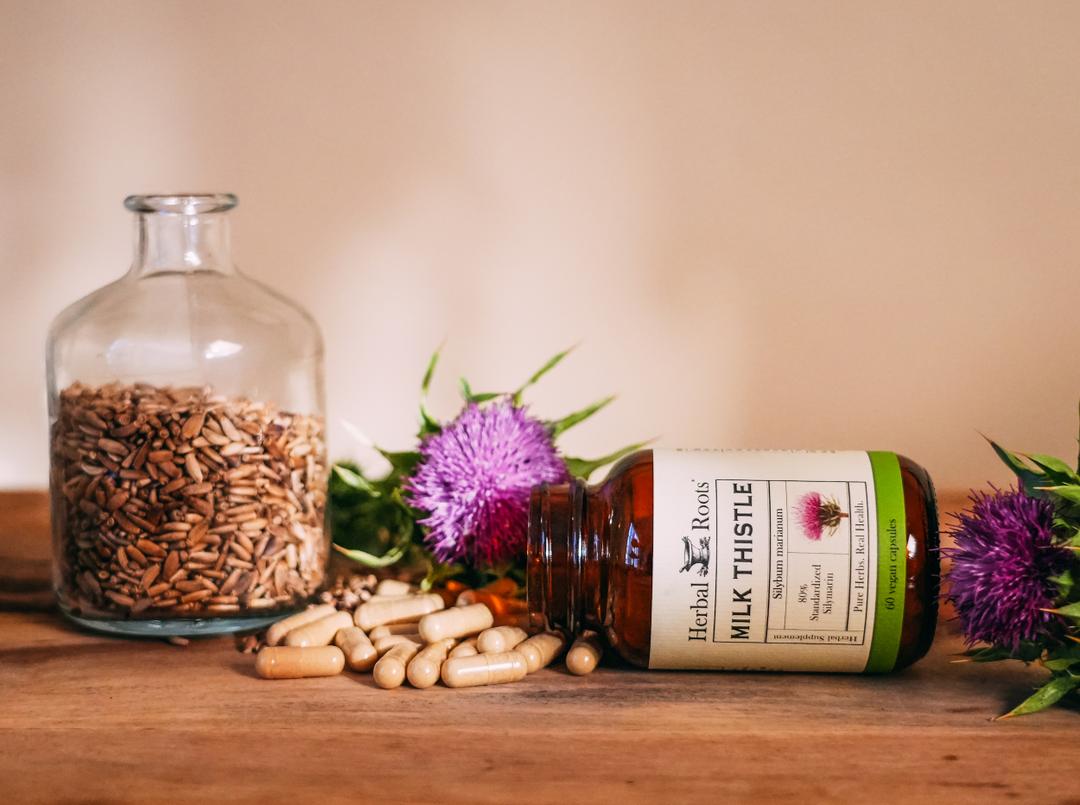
[2,1,1079,491]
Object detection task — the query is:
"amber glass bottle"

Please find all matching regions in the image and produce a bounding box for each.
[527,449,938,673]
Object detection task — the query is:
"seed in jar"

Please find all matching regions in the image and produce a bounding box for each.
[418,603,494,643]
[265,603,337,647]
[373,642,421,689]
[354,594,444,631]
[476,626,529,654]
[566,632,603,676]
[334,627,378,672]
[256,645,345,679]
[283,610,353,648]
[406,638,456,689]
[516,632,567,673]
[441,651,528,688]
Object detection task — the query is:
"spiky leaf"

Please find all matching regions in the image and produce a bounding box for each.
[998,674,1079,719]
[564,441,650,481]
[458,377,501,404]
[1045,601,1080,620]
[333,541,409,568]
[958,645,1013,663]
[987,438,1046,497]
[549,395,615,439]
[1040,485,1080,506]
[513,347,574,405]
[333,464,378,495]
[418,347,443,437]
[1024,453,1080,484]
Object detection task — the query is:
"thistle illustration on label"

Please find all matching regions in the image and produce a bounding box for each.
[649,449,906,672]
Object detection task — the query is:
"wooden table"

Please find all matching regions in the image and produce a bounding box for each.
[2,491,1077,804]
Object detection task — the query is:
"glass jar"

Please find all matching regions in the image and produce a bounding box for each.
[528,449,939,672]
[46,194,328,636]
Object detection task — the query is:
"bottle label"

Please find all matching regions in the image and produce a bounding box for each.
[649,449,907,672]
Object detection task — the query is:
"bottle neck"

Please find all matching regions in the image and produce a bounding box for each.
[125,194,237,278]
[527,478,609,634]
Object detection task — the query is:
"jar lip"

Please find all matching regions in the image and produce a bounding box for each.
[124,193,238,215]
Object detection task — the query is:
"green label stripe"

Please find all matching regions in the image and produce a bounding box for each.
[865,451,907,673]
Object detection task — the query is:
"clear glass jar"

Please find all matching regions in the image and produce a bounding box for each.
[46,194,328,636]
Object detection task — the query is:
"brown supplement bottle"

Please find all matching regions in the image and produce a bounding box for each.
[527,449,938,672]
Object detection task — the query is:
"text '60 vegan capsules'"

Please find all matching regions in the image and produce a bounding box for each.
[527,449,939,672]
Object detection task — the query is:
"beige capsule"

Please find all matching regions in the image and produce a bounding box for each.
[284,610,354,648]
[406,638,456,689]
[418,603,493,643]
[448,638,479,659]
[441,651,528,688]
[368,622,423,640]
[516,631,567,673]
[477,626,529,654]
[367,593,414,603]
[355,593,444,631]
[373,641,421,689]
[334,626,378,672]
[255,646,345,679]
[375,579,414,596]
[265,603,337,647]
[566,631,604,676]
[374,634,423,655]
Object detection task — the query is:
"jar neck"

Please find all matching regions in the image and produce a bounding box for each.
[527,478,609,634]
[125,194,237,278]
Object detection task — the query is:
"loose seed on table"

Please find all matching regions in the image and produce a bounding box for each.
[516,632,567,673]
[284,610,354,648]
[255,646,345,679]
[373,642,421,689]
[566,631,604,676]
[418,603,493,643]
[441,651,528,688]
[476,625,529,654]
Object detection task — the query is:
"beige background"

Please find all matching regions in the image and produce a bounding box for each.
[2,1,1078,491]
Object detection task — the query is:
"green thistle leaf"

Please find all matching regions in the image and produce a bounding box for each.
[564,441,650,481]
[549,395,616,440]
[333,541,409,568]
[513,346,575,405]
[1051,568,1076,600]
[1044,601,1080,620]
[418,347,443,437]
[1039,485,1080,506]
[458,377,501,404]
[1024,453,1080,484]
[986,438,1046,497]
[958,645,1013,663]
[998,674,1079,719]
[333,464,378,495]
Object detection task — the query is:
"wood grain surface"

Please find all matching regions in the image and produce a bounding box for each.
[2,491,1078,805]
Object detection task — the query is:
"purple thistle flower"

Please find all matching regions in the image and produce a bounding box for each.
[946,488,1070,651]
[405,398,568,565]
[797,492,825,540]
